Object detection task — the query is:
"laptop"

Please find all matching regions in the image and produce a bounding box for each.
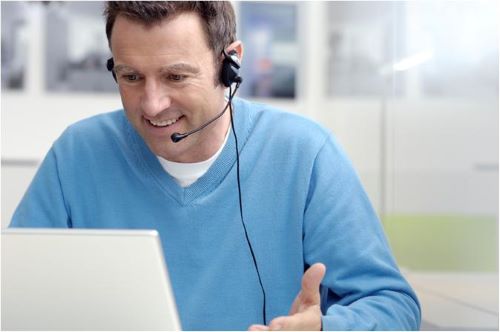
[1,228,182,331]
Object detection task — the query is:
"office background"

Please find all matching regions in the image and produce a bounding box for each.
[1,1,498,330]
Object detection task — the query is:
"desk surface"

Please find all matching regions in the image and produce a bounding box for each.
[403,271,498,330]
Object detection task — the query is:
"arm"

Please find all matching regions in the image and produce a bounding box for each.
[303,135,421,330]
[10,147,72,228]
[250,134,420,331]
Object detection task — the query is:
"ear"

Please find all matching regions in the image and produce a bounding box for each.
[224,40,244,64]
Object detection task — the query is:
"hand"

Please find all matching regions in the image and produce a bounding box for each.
[248,263,326,331]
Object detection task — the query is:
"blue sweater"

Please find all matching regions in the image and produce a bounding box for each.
[11,97,420,330]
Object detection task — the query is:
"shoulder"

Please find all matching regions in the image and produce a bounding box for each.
[52,110,129,155]
[234,97,332,154]
[62,110,126,137]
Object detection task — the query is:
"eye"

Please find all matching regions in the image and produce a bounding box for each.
[168,74,185,82]
[122,74,140,82]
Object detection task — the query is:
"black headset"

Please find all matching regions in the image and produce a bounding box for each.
[220,49,242,87]
[106,58,116,82]
[106,49,242,87]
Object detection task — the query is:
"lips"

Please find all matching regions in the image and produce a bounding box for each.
[148,116,182,127]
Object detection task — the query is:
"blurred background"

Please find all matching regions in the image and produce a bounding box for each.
[1,1,498,329]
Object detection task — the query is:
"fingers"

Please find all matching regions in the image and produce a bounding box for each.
[289,263,327,315]
[269,306,322,331]
[300,263,326,305]
[268,316,287,330]
[249,263,326,331]
[248,324,269,331]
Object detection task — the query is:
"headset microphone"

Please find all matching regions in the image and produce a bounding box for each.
[170,133,187,143]
[170,101,232,143]
[170,49,242,143]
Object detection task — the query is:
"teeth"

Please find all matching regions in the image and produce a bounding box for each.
[149,117,179,127]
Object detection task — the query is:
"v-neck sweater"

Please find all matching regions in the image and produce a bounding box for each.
[11,97,420,330]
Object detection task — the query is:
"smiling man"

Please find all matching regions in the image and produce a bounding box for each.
[10,2,421,330]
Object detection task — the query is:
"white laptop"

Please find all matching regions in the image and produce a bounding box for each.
[1,228,182,331]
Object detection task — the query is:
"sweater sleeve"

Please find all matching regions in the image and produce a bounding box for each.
[10,147,72,228]
[302,135,421,330]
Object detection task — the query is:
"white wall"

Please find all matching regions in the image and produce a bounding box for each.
[1,164,38,228]
[2,1,498,228]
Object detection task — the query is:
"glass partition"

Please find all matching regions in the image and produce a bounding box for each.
[239,1,299,99]
[1,1,30,90]
[44,1,114,93]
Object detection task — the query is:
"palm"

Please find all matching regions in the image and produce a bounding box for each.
[248,263,326,331]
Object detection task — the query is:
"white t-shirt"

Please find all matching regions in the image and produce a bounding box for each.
[157,127,231,187]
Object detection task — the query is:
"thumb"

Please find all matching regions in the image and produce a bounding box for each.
[300,263,326,305]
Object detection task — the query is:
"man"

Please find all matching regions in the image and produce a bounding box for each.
[11,2,420,330]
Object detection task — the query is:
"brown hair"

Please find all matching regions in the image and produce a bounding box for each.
[104,1,236,59]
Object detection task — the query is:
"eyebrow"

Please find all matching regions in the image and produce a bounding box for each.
[113,64,136,73]
[113,63,200,74]
[160,63,200,74]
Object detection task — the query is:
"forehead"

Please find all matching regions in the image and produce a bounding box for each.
[110,12,212,60]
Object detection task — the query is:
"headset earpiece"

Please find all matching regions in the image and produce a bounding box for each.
[221,50,242,87]
[106,58,117,82]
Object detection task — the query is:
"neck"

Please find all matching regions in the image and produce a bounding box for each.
[193,111,231,161]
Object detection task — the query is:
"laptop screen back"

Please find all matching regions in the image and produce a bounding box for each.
[1,228,181,331]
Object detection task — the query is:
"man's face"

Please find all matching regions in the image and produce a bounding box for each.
[110,13,228,163]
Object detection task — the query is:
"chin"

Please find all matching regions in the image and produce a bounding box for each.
[144,140,165,157]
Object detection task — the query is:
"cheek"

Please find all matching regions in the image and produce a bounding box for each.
[119,88,140,114]
[183,82,219,104]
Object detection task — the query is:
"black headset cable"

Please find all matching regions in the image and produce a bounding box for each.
[228,83,267,325]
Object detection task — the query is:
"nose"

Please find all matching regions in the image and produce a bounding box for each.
[140,78,171,117]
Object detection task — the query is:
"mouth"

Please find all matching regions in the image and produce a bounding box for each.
[147,116,183,128]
